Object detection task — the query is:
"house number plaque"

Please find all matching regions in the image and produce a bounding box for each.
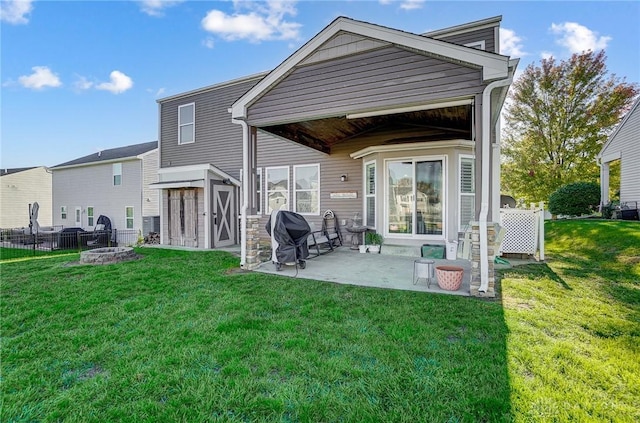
[330,192,357,199]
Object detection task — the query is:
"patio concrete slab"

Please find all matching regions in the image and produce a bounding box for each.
[254,247,471,296]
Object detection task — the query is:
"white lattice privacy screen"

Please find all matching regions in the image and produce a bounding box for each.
[499,207,544,256]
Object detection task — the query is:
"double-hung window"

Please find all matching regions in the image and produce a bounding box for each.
[178,103,195,144]
[293,164,319,215]
[113,163,122,186]
[61,206,67,220]
[87,206,94,227]
[265,166,289,214]
[125,206,134,229]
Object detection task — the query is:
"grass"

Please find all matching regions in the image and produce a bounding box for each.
[500,220,639,422]
[2,249,510,422]
[1,220,638,422]
[0,246,75,261]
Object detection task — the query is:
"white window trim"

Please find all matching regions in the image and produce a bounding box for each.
[265,166,290,214]
[87,206,95,227]
[61,206,67,220]
[256,168,262,215]
[113,162,122,186]
[178,102,195,145]
[464,40,486,50]
[384,155,447,240]
[459,154,475,232]
[363,160,376,228]
[240,167,263,215]
[293,164,320,216]
[125,206,134,229]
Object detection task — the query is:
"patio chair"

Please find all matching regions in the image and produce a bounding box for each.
[322,209,343,247]
[307,222,335,257]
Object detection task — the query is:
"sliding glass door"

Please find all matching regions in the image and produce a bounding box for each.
[387,158,444,236]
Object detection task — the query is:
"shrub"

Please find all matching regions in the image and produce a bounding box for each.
[548,182,600,216]
[365,232,383,245]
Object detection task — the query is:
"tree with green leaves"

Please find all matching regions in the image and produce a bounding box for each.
[501,50,637,203]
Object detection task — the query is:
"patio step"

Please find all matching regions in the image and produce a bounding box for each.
[379,244,422,257]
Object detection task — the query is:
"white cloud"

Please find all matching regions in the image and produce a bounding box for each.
[378,0,425,10]
[400,0,425,10]
[0,0,33,24]
[201,0,301,42]
[139,0,184,17]
[550,22,611,54]
[73,76,94,91]
[540,51,554,60]
[18,66,62,90]
[202,36,215,49]
[95,71,133,94]
[500,28,526,57]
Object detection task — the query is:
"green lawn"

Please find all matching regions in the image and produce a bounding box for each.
[1,220,638,422]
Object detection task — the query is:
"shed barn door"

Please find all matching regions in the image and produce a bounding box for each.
[212,184,235,247]
[168,189,198,247]
[168,190,182,245]
[183,189,198,247]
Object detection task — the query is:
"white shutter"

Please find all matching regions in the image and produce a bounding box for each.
[459,157,475,230]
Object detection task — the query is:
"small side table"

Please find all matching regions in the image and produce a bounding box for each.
[345,226,367,250]
[413,259,435,286]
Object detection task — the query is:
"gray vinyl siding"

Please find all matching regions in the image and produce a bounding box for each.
[159,77,262,172]
[248,46,483,126]
[255,134,373,239]
[52,160,143,232]
[300,32,390,66]
[602,104,640,203]
[142,149,160,217]
[433,27,497,53]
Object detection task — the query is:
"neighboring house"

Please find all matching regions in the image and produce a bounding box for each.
[598,96,640,207]
[0,166,52,228]
[50,141,159,235]
[156,16,518,295]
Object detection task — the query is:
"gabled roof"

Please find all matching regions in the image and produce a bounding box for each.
[598,96,640,158]
[231,16,511,120]
[423,15,502,38]
[0,167,39,176]
[51,141,158,169]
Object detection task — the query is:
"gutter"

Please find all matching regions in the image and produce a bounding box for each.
[479,77,512,293]
[232,117,249,268]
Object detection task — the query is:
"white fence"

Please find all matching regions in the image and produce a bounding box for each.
[499,202,545,260]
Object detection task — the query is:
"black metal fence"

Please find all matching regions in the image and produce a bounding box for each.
[0,228,140,260]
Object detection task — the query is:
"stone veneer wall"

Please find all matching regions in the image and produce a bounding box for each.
[470,222,497,297]
[244,215,261,270]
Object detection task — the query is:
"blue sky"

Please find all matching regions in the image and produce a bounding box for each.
[2,0,639,168]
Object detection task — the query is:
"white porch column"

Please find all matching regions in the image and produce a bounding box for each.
[233,119,259,269]
[600,160,610,209]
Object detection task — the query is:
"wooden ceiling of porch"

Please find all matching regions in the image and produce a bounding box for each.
[260,105,472,154]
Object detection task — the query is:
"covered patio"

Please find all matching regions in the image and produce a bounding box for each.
[230,17,518,298]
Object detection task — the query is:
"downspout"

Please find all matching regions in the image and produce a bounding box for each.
[232,117,249,268]
[479,77,512,293]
